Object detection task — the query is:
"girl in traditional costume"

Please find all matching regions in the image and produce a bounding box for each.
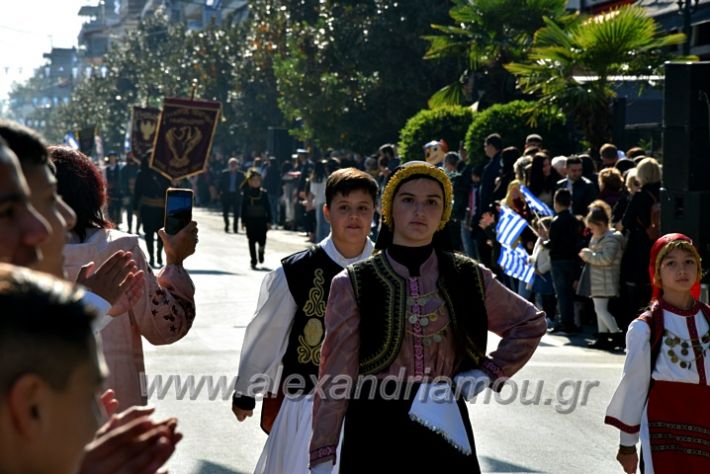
[309,161,546,473]
[605,233,710,473]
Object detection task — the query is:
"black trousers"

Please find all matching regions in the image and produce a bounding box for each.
[108,197,123,227]
[245,217,268,265]
[222,192,241,229]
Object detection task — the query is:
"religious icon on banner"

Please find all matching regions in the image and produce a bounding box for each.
[150,97,220,180]
[130,106,160,162]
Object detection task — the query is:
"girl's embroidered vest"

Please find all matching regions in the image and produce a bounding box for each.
[346,250,488,375]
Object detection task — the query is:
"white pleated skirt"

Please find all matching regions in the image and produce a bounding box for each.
[254,395,341,474]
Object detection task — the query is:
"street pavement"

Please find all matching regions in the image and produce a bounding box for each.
[138,207,626,474]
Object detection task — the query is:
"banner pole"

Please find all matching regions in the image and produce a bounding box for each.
[190,79,198,101]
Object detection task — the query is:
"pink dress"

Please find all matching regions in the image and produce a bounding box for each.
[64,228,196,407]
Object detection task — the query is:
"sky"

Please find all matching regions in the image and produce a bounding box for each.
[0,0,89,103]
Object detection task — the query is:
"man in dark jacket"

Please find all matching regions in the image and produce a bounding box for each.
[104,152,123,228]
[556,155,597,216]
[120,152,140,233]
[219,157,246,233]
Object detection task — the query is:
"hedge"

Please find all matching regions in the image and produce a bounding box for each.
[465,100,577,165]
[398,106,475,162]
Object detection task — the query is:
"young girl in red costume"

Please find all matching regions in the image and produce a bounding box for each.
[605,233,710,473]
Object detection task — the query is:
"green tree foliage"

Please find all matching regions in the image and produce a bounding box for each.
[424,0,568,109]
[505,5,690,153]
[57,15,258,153]
[273,0,458,151]
[465,100,575,165]
[229,0,291,153]
[398,106,474,163]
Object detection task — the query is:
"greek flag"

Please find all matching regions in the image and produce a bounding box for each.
[520,184,553,216]
[498,245,535,284]
[64,131,79,150]
[496,206,528,247]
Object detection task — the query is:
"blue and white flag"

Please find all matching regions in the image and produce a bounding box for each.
[123,122,131,152]
[498,245,535,284]
[64,131,79,150]
[496,206,528,247]
[520,184,554,216]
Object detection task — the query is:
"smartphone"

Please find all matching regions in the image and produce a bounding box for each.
[164,188,194,235]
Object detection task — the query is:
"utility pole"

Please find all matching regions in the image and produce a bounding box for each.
[678,0,699,56]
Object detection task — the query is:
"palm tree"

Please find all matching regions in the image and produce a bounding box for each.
[505,5,691,153]
[424,0,568,109]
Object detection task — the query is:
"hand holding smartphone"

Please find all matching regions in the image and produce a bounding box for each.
[164,188,194,235]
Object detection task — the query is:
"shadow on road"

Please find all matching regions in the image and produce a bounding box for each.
[187,269,239,276]
[193,460,246,474]
[479,456,543,473]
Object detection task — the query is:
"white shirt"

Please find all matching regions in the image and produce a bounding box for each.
[606,306,710,446]
[83,291,113,334]
[234,236,374,396]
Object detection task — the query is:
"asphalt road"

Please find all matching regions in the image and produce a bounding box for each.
[138,207,626,474]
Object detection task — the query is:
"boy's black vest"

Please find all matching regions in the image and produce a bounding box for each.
[281,245,343,392]
[346,250,488,375]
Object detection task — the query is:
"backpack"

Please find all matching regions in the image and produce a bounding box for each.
[637,191,660,241]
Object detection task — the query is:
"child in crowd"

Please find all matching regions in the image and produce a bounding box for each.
[241,168,272,269]
[578,201,625,349]
[605,233,709,473]
[232,168,378,474]
[531,216,557,327]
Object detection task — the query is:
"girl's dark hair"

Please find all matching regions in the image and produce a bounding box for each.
[311,159,328,183]
[49,146,111,242]
[500,147,519,176]
[528,153,546,195]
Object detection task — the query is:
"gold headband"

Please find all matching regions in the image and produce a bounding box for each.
[380,161,453,231]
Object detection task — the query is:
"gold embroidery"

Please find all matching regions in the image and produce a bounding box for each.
[297,320,323,365]
[303,269,326,318]
[297,269,327,366]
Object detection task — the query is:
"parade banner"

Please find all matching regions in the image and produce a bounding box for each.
[130,106,160,162]
[150,97,220,180]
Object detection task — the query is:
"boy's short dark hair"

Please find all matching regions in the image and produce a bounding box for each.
[554,188,572,207]
[484,133,503,151]
[325,167,378,207]
[626,146,645,159]
[566,155,582,167]
[378,144,396,160]
[444,152,460,166]
[0,265,97,397]
[600,143,618,161]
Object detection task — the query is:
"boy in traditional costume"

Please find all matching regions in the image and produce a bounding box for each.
[232,168,379,474]
[605,233,710,473]
[309,161,546,473]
